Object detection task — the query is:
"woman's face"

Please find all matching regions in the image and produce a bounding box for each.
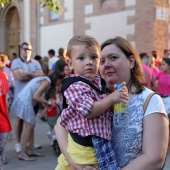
[161,60,170,72]
[55,79,62,92]
[99,44,133,90]
[150,57,155,68]
[64,65,70,77]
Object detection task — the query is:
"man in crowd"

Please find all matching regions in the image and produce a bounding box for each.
[48,49,59,74]
[51,47,68,73]
[11,42,44,153]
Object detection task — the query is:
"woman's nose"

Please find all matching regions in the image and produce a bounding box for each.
[104,59,111,67]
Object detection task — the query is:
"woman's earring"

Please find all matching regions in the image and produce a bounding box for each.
[129,55,135,69]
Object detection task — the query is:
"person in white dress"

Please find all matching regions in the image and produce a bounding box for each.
[11,71,63,161]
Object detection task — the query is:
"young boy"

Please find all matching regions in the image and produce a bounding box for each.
[56,35,128,169]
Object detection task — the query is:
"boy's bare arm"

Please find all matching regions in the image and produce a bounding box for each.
[87,87,128,119]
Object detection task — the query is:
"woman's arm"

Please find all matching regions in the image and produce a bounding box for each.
[33,79,50,105]
[54,118,98,170]
[122,113,169,170]
[54,117,74,166]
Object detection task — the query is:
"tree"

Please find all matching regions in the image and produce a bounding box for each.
[0,0,63,13]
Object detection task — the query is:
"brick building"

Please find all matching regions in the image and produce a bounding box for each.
[0,0,170,59]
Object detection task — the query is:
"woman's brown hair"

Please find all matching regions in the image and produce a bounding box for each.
[101,36,146,94]
[163,58,170,66]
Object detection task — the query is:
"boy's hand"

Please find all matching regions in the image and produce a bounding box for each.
[112,83,128,104]
[120,82,127,87]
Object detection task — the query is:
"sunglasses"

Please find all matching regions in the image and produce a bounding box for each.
[22,48,32,51]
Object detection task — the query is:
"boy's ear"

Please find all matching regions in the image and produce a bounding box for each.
[68,59,74,70]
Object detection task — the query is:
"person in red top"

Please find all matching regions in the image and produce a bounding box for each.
[0,53,12,169]
[8,52,17,68]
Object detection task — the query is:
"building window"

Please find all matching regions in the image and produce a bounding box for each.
[50,11,60,21]
[156,7,169,21]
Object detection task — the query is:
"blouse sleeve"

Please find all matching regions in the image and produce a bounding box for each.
[144,94,167,117]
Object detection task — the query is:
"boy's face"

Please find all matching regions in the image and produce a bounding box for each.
[69,45,101,79]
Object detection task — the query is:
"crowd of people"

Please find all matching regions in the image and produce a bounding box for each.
[0,35,169,170]
[0,42,70,168]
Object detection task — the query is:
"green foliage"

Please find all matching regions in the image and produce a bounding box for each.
[38,0,63,14]
[0,0,63,13]
[0,0,13,8]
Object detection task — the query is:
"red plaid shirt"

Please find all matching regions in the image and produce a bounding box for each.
[60,74,112,140]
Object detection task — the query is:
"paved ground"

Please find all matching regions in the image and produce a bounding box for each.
[4,111,58,170]
[3,111,170,170]
[164,148,170,170]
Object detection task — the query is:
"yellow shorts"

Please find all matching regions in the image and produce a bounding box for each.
[55,134,98,170]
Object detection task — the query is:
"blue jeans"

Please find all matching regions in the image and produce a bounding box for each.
[0,132,9,170]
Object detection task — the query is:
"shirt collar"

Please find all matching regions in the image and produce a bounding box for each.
[70,74,102,90]
[19,56,32,63]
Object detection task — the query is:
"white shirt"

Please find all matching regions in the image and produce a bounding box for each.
[48,56,59,70]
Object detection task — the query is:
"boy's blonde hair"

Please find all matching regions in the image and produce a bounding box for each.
[67,35,100,58]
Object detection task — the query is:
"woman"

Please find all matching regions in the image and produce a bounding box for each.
[11,71,63,161]
[55,37,168,170]
[153,58,170,115]
[153,58,170,147]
